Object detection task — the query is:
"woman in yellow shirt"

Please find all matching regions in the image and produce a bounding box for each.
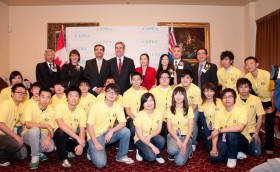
[134,92,165,164]
[166,86,194,166]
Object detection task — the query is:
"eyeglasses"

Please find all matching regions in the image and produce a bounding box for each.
[106,91,118,96]
[222,95,234,100]
[160,76,170,80]
[197,52,206,55]
[14,91,26,95]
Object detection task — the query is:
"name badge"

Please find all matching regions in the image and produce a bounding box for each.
[13,127,18,134]
[222,133,226,142]
[176,129,181,138]
[208,121,212,130]
[201,69,207,73]
[178,66,183,70]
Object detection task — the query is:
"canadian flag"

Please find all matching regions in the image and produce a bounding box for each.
[54,27,68,69]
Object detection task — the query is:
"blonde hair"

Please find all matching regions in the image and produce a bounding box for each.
[115,41,125,49]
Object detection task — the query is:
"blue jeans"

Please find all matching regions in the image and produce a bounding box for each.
[126,118,135,150]
[192,109,199,145]
[87,127,130,169]
[249,133,262,157]
[275,79,280,111]
[167,134,193,166]
[135,135,165,162]
[199,112,212,152]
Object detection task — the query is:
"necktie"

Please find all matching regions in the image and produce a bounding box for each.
[174,60,178,69]
[118,58,122,75]
[49,63,52,74]
[97,62,101,74]
[198,64,203,88]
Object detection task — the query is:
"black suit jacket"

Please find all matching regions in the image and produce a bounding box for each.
[36,62,60,88]
[192,62,218,89]
[108,56,135,95]
[84,58,109,89]
[174,60,192,84]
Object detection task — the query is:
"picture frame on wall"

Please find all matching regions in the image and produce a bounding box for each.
[158,22,210,64]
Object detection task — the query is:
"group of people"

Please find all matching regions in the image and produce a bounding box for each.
[0,41,277,170]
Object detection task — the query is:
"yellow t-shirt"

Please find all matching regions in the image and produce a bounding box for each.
[0,99,23,135]
[0,86,30,102]
[78,93,96,117]
[50,94,67,109]
[55,103,87,133]
[149,86,172,121]
[87,101,127,139]
[21,103,56,135]
[214,105,250,142]
[22,97,38,114]
[198,98,224,129]
[245,69,274,102]
[166,107,194,135]
[96,92,123,107]
[235,94,265,134]
[177,83,201,106]
[123,87,147,116]
[217,66,244,91]
[133,109,162,143]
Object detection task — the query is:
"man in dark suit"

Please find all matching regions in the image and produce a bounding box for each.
[192,48,218,89]
[36,49,60,92]
[84,44,109,96]
[172,45,192,84]
[108,41,135,95]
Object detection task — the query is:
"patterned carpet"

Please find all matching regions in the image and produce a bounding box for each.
[1,137,279,172]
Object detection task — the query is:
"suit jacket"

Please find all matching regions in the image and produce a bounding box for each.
[192,62,218,89]
[61,63,84,87]
[84,58,109,89]
[135,66,156,90]
[174,60,192,84]
[108,56,135,95]
[36,62,60,88]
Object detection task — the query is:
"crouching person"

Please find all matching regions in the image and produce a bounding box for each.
[22,88,55,169]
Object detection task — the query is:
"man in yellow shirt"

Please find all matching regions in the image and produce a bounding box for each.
[53,86,87,168]
[0,83,27,166]
[244,56,276,154]
[50,80,67,109]
[87,83,134,168]
[123,72,147,151]
[78,77,96,117]
[22,88,55,169]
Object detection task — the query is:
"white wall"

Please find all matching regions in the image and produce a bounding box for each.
[255,0,280,20]
[0,1,9,80]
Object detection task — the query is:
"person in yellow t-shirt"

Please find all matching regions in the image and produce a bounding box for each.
[22,88,55,169]
[198,82,223,152]
[150,70,173,141]
[0,83,27,167]
[87,83,134,168]
[166,86,194,166]
[244,56,276,155]
[78,78,96,117]
[210,88,249,169]
[22,82,43,114]
[53,86,87,168]
[134,92,165,164]
[50,80,67,109]
[123,72,147,151]
[217,50,244,91]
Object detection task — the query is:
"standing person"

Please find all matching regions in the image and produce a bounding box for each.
[108,41,135,95]
[36,49,60,91]
[87,83,134,168]
[244,56,275,154]
[84,44,109,96]
[53,86,87,168]
[22,88,55,169]
[134,93,165,163]
[50,80,67,110]
[192,48,218,88]
[22,82,43,107]
[166,87,194,166]
[61,49,84,87]
[0,83,27,166]
[156,54,177,87]
[78,77,96,117]
[171,45,192,84]
[210,88,249,169]
[135,53,156,90]
[217,50,243,92]
[198,82,223,152]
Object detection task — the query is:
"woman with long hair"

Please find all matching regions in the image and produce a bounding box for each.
[156,54,177,87]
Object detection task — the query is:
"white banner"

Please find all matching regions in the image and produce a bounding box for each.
[66,26,169,68]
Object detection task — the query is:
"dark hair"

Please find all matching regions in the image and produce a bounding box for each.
[201,82,217,105]
[104,75,116,85]
[221,88,236,103]
[105,83,120,94]
[180,69,193,79]
[244,56,258,63]
[140,53,150,62]
[31,82,43,89]
[156,54,174,79]
[220,50,234,63]
[9,71,23,83]
[54,79,67,88]
[159,70,171,79]
[170,87,189,117]
[94,44,105,51]
[139,92,156,111]
[11,83,26,93]
[196,48,208,55]
[65,86,81,98]
[69,49,80,63]
[131,72,143,80]
[39,87,52,96]
[79,77,91,87]
[236,78,257,95]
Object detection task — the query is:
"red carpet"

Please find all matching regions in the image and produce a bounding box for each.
[1,137,279,172]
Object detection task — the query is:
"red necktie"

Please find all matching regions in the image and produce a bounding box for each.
[118,58,122,74]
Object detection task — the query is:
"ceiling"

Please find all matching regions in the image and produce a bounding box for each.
[0,0,257,6]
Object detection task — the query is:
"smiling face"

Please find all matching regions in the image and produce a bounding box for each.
[115,43,125,57]
[245,59,258,73]
[12,87,26,103]
[131,75,142,88]
[181,75,192,88]
[45,51,55,63]
[143,96,155,110]
[196,49,207,63]
[11,75,23,86]
[105,88,118,103]
[70,53,80,64]
[174,91,184,104]
[172,47,182,60]
[222,92,235,108]
[203,89,215,99]
[161,55,169,67]
[94,45,104,58]
[140,54,149,66]
[221,57,232,69]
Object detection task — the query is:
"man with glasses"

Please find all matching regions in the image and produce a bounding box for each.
[0,83,28,166]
